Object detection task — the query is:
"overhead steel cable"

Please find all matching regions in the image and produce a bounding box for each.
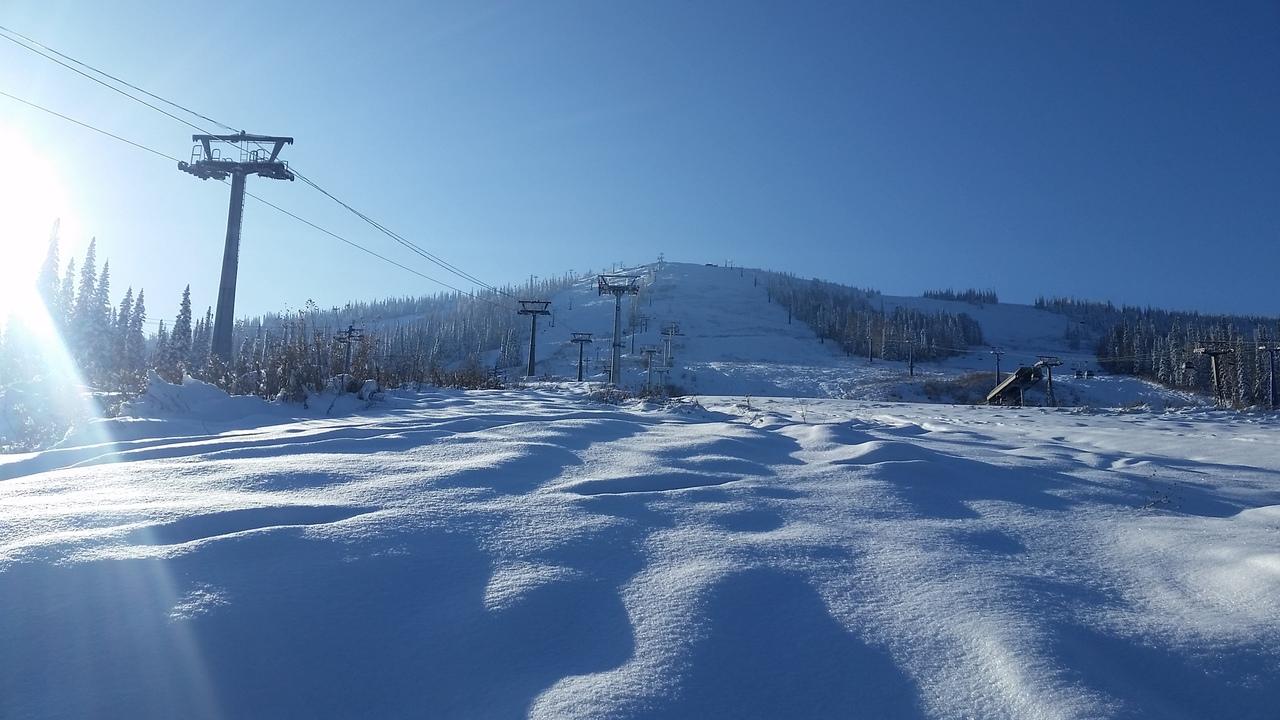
[1,27,619,348]
[0,27,210,134]
[242,187,511,308]
[0,87,511,310]
[0,88,182,163]
[0,23,240,134]
[0,23,517,301]
[290,170,511,297]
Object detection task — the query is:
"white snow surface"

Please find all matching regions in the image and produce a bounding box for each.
[2,378,1278,719]
[529,263,1204,409]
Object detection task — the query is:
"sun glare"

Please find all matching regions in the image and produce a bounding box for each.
[0,124,78,336]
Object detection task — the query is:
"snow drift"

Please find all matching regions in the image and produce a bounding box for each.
[1,383,1276,719]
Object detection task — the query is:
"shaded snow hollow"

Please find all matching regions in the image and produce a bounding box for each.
[1,381,1277,719]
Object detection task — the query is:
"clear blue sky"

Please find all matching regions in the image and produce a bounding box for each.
[2,0,1277,321]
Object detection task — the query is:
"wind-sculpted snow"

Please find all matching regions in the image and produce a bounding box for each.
[1,389,1278,719]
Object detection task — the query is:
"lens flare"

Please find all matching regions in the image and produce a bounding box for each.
[0,124,107,450]
[0,124,81,325]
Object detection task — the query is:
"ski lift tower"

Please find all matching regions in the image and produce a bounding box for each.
[517,300,552,377]
[661,322,683,368]
[598,274,641,385]
[179,132,294,362]
[1036,355,1063,406]
[571,332,593,382]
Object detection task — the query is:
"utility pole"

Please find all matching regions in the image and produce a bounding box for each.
[991,347,1005,385]
[1194,342,1235,407]
[334,325,364,377]
[1258,343,1280,410]
[517,300,551,377]
[180,132,294,363]
[571,332,593,382]
[1037,355,1063,406]
[597,275,642,384]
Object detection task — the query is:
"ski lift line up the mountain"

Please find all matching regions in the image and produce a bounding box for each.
[0,84,511,319]
[0,23,513,309]
[4,24,1183,382]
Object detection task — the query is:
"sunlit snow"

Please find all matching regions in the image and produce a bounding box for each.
[1,263,1276,719]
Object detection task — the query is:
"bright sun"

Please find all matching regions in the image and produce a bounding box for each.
[0,123,77,335]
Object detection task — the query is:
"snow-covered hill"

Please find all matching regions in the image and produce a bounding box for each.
[1,380,1276,718]
[528,262,1202,409]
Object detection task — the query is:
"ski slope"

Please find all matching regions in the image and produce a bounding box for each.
[530,262,1202,409]
[1,379,1277,719]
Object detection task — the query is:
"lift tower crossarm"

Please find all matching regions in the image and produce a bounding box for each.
[180,133,296,180]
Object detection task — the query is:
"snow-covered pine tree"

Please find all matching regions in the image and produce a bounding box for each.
[59,257,77,332]
[1155,337,1170,384]
[1233,340,1248,407]
[89,261,113,384]
[1254,330,1268,406]
[37,235,61,320]
[113,288,134,388]
[152,319,169,376]
[166,286,194,381]
[125,290,147,387]
[71,240,98,363]
[190,306,213,373]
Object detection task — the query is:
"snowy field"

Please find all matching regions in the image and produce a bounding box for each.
[2,381,1277,719]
